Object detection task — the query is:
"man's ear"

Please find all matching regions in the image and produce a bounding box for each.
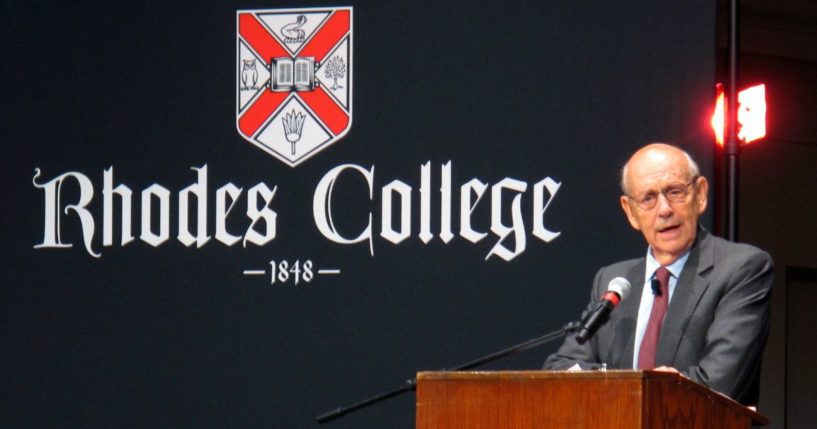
[695,176,709,215]
[620,195,641,231]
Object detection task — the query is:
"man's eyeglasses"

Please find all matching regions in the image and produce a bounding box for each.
[628,177,699,210]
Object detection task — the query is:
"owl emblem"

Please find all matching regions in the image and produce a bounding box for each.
[241,59,259,90]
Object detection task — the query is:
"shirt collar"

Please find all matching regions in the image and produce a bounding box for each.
[645,247,691,282]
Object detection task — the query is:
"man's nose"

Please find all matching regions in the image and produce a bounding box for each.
[655,192,674,216]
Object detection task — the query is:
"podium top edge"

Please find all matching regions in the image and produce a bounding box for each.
[417,369,658,380]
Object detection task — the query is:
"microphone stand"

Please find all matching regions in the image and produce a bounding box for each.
[316,321,581,424]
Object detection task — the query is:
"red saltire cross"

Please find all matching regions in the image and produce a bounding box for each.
[237,10,350,140]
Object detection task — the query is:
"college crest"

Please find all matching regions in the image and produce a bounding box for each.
[236,7,352,167]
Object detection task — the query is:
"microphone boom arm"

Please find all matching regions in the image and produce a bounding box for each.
[316,321,581,424]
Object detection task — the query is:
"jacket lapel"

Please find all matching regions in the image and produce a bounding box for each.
[655,230,714,365]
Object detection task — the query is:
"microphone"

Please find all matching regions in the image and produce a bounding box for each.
[575,277,631,344]
[651,277,662,296]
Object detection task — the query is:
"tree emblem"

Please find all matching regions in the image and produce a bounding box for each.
[324,56,346,91]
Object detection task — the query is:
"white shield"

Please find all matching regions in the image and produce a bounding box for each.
[236,7,352,167]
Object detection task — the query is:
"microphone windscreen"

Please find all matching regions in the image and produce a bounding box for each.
[607,277,632,300]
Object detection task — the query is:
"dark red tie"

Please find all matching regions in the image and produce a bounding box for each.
[638,266,670,369]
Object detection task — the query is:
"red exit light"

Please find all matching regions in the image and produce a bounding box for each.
[711,83,767,145]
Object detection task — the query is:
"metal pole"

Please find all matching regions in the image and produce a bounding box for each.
[725,0,740,242]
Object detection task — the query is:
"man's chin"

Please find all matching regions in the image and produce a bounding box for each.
[653,241,694,262]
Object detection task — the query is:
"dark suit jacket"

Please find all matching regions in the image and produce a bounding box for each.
[544,229,773,405]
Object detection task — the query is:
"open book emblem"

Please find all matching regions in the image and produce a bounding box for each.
[236,7,352,167]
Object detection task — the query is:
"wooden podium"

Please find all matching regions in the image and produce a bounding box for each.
[416,370,767,428]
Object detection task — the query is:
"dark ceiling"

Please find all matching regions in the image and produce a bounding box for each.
[733,0,817,62]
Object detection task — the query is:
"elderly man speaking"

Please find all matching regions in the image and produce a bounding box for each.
[544,143,773,406]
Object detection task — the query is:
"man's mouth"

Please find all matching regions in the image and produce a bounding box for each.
[658,225,681,234]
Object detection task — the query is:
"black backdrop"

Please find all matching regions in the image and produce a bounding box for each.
[3,1,714,427]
